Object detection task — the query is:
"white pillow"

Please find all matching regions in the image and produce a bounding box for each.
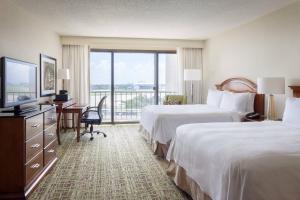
[207,89,223,107]
[283,97,300,127]
[220,92,249,113]
[246,93,256,113]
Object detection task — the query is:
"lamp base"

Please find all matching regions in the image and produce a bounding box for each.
[191,82,194,104]
[267,94,276,120]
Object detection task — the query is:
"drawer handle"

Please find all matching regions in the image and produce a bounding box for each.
[31,124,41,128]
[47,149,55,153]
[30,163,40,169]
[31,144,41,148]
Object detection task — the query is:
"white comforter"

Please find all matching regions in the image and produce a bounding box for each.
[167,121,300,200]
[140,104,241,144]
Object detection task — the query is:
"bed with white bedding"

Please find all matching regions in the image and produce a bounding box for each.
[140,104,242,144]
[167,97,300,200]
[139,78,265,157]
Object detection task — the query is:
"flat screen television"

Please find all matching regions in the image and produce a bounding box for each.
[0,57,37,114]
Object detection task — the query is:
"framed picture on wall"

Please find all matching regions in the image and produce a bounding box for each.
[40,54,56,97]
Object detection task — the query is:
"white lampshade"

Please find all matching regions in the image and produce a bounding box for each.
[184,69,202,81]
[257,77,285,94]
[57,68,70,80]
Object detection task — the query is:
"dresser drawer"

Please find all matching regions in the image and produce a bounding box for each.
[44,124,57,147]
[44,109,57,130]
[25,151,43,186]
[44,140,57,167]
[26,133,43,163]
[26,114,43,140]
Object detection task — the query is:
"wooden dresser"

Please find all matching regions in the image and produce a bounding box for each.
[0,106,58,199]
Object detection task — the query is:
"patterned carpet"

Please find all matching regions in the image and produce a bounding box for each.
[29,124,189,200]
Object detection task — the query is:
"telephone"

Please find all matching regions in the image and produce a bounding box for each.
[245,112,261,120]
[54,90,70,101]
[59,90,68,95]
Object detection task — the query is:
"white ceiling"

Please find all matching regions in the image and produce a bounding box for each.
[11,0,297,40]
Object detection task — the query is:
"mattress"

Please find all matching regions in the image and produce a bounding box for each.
[167,121,300,200]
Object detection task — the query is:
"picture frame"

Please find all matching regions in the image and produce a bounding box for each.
[40,54,56,97]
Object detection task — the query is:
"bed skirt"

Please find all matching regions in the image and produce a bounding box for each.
[139,125,169,158]
[167,161,212,200]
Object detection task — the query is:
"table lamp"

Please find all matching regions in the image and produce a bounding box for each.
[184,69,202,103]
[55,68,70,101]
[57,68,70,93]
[257,77,285,120]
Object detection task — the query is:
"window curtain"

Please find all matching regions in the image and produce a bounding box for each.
[165,54,180,94]
[177,47,203,104]
[62,44,89,104]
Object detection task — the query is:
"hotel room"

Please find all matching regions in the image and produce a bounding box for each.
[0,0,299,199]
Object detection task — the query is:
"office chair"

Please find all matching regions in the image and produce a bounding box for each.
[81,96,107,140]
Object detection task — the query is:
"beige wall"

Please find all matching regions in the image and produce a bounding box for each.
[204,1,300,117]
[61,36,204,51]
[0,0,62,105]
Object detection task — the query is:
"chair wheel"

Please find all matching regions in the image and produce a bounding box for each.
[90,137,94,140]
[103,134,107,137]
[96,132,100,135]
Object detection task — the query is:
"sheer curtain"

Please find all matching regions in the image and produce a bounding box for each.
[177,48,203,104]
[164,54,180,94]
[62,45,90,104]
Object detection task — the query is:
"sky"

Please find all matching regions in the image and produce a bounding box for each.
[90,52,169,85]
[6,60,36,86]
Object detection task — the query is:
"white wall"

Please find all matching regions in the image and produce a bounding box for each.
[204,1,300,117]
[0,0,62,104]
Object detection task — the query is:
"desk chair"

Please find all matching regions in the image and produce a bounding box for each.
[80,96,107,140]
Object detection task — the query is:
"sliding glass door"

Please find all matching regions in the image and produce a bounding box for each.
[114,52,155,121]
[90,52,112,122]
[89,50,177,123]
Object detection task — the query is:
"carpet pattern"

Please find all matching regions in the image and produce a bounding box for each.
[29,124,189,200]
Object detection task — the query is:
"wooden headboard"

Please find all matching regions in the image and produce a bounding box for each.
[289,86,300,98]
[215,77,265,115]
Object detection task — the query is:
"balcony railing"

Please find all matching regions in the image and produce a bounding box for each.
[6,92,36,102]
[90,90,176,121]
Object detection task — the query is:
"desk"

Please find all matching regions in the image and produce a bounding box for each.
[63,104,88,142]
[42,100,88,144]
[54,100,88,144]
[54,99,76,144]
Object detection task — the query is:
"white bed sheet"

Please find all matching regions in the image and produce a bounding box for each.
[140,104,242,144]
[167,121,300,200]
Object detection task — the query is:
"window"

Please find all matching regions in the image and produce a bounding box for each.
[89,50,178,122]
